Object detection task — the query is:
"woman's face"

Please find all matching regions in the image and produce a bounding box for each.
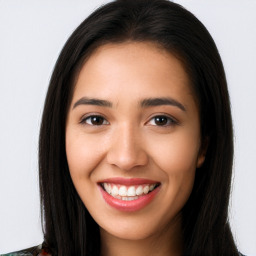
[66,42,205,241]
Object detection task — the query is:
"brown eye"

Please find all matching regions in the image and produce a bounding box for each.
[155,116,168,126]
[82,115,109,126]
[147,115,177,126]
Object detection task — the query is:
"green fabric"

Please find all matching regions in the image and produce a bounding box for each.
[0,245,43,256]
[1,253,32,256]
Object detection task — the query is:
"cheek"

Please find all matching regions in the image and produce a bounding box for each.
[148,130,200,203]
[65,130,108,209]
[65,130,106,180]
[149,131,200,174]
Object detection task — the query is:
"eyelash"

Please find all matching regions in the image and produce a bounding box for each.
[80,115,109,126]
[80,114,178,127]
[147,115,178,127]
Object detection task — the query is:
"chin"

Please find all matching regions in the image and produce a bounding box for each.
[100,221,162,241]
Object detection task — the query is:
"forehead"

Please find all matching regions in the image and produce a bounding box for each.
[72,42,195,109]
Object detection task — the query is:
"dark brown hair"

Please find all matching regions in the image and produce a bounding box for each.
[39,0,239,255]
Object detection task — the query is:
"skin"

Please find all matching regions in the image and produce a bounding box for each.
[66,42,205,256]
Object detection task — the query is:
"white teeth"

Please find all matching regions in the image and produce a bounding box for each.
[120,196,139,201]
[107,185,112,194]
[127,186,136,196]
[119,186,127,196]
[136,185,143,196]
[112,185,119,196]
[102,183,158,198]
[143,185,149,194]
[149,184,155,191]
[104,183,111,194]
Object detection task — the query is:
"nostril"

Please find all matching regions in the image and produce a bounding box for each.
[106,146,148,171]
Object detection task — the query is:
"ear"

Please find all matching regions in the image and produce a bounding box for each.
[196,137,209,168]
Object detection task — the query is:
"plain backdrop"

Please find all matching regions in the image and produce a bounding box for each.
[0,0,255,255]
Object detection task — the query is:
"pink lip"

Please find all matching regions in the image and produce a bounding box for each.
[98,177,159,185]
[98,178,161,212]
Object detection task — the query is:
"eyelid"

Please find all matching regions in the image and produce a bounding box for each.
[80,113,109,125]
[146,114,179,126]
[79,112,178,127]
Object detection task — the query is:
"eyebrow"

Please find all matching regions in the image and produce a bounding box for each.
[140,97,186,111]
[73,97,112,109]
[72,96,186,111]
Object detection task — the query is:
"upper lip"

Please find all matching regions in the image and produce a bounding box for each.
[98,177,160,186]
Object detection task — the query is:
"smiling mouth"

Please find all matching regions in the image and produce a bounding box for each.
[98,178,161,211]
[101,183,160,201]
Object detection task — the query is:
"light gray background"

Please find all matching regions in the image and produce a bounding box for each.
[0,0,255,255]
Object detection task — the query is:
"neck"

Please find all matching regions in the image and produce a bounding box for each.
[100,216,183,256]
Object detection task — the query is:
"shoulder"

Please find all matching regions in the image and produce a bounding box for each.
[1,244,52,256]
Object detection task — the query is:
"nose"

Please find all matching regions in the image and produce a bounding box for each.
[106,124,149,171]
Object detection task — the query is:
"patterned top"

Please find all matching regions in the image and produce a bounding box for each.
[1,245,246,256]
[0,245,51,256]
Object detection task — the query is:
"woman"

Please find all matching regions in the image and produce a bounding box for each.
[3,0,244,255]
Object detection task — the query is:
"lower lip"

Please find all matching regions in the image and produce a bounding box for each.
[99,185,160,212]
